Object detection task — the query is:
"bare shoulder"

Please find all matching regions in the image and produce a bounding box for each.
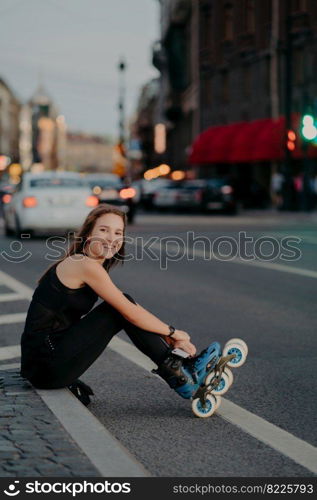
[61,254,103,273]
[76,255,109,280]
[55,254,96,288]
[79,255,105,271]
[58,254,87,270]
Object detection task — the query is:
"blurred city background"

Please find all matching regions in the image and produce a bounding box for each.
[0,1,317,478]
[1,0,317,230]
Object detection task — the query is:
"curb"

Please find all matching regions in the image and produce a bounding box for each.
[0,367,148,477]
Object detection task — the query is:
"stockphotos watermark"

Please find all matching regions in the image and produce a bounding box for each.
[0,231,302,270]
[3,480,131,496]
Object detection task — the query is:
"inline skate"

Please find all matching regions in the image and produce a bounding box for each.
[155,338,248,418]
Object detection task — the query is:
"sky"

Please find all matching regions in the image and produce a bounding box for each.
[0,0,160,139]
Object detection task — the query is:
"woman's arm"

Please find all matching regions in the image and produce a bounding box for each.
[80,258,191,342]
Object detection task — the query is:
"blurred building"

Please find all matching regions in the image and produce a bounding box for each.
[0,78,21,164]
[134,0,317,208]
[66,132,113,173]
[20,84,67,172]
[130,79,160,174]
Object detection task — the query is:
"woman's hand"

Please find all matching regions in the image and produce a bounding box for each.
[165,329,197,356]
[171,329,191,343]
[173,340,197,356]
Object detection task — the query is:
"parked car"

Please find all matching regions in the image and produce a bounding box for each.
[0,181,15,199]
[84,173,137,223]
[3,171,99,237]
[153,178,237,214]
[152,181,184,211]
[137,178,175,210]
[167,179,208,211]
[0,182,16,215]
[200,178,237,214]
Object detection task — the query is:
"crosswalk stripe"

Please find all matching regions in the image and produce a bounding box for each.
[0,313,27,325]
[0,270,33,299]
[0,344,20,360]
[0,293,25,302]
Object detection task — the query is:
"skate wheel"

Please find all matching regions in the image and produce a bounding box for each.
[223,342,247,368]
[211,371,230,396]
[214,395,221,411]
[225,338,248,356]
[192,394,218,418]
[205,370,215,386]
[224,368,233,387]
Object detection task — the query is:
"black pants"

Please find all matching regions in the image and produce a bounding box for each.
[23,294,170,389]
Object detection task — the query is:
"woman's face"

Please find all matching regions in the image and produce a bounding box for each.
[86,213,124,261]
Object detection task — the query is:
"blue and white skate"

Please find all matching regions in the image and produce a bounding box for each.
[191,338,248,418]
[174,341,222,399]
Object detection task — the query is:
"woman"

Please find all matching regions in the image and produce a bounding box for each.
[20,204,218,406]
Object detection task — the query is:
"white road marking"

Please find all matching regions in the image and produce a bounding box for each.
[0,313,26,325]
[0,293,25,302]
[263,232,317,246]
[235,258,317,279]
[218,400,317,475]
[0,270,33,299]
[0,271,33,325]
[108,337,317,475]
[0,344,20,360]
[37,388,149,477]
[141,241,317,280]
[0,362,20,370]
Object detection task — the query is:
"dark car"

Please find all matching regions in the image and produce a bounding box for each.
[135,178,175,210]
[154,178,237,214]
[152,181,185,211]
[200,178,237,214]
[84,174,138,223]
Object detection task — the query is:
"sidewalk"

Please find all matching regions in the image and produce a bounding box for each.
[0,368,99,477]
[134,208,317,226]
[0,363,148,478]
[239,208,317,223]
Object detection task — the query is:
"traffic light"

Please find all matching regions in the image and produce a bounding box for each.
[287,130,296,151]
[116,142,125,156]
[301,114,317,141]
[112,143,126,177]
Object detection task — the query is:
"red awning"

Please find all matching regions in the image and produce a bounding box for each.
[189,115,317,164]
[249,118,285,162]
[228,120,269,163]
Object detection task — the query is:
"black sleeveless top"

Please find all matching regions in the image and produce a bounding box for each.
[20,262,99,380]
[23,263,99,337]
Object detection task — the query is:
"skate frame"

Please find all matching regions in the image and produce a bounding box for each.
[193,354,236,406]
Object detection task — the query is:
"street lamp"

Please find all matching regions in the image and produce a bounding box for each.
[118,58,126,145]
[283,0,293,211]
[116,57,132,183]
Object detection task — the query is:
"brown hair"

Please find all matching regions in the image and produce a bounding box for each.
[38,204,127,284]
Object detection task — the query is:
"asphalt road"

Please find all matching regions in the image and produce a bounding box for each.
[0,211,316,477]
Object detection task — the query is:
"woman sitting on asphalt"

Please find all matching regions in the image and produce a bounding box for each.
[21,204,216,406]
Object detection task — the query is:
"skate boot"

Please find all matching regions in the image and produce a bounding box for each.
[68,379,94,406]
[153,342,222,400]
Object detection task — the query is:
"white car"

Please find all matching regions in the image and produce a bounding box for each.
[3,171,99,237]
